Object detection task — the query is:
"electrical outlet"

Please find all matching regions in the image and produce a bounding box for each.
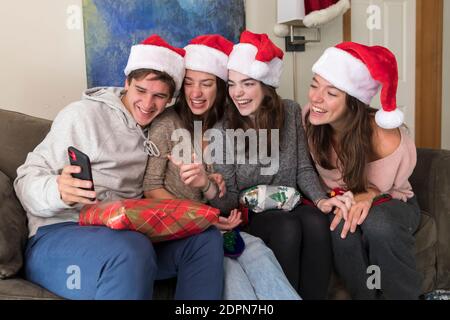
[285,36,305,52]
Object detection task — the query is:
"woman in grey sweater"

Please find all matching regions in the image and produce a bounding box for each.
[209,30,349,299]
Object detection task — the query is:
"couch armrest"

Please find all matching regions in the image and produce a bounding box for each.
[0,109,51,181]
[410,148,450,290]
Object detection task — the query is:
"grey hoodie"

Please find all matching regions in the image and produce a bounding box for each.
[14,87,151,237]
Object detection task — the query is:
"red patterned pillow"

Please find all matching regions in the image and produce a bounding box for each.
[79,198,219,242]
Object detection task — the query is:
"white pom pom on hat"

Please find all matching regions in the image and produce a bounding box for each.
[302,0,350,28]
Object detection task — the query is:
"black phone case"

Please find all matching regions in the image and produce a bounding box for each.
[68,146,95,200]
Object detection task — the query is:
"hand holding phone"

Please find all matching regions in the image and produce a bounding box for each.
[62,146,96,202]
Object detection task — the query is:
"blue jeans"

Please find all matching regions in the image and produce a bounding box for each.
[223,232,301,300]
[25,222,223,300]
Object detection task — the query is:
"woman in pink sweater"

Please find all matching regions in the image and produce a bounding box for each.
[303,42,422,299]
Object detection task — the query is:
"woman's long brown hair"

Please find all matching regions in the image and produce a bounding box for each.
[174,76,227,134]
[304,95,377,193]
[225,83,285,152]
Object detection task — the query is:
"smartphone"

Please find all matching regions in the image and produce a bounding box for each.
[67,146,96,201]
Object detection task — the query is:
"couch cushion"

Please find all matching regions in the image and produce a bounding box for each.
[0,109,51,180]
[0,170,28,279]
[415,210,437,294]
[0,277,175,300]
[0,278,60,300]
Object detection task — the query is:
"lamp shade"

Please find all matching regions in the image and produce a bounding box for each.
[277,0,306,24]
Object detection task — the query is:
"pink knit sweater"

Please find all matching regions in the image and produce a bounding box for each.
[302,104,416,201]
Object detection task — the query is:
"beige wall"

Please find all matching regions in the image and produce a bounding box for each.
[443,0,450,150]
[0,0,86,120]
[245,0,343,106]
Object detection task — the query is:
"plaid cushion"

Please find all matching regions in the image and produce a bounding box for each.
[79,198,219,242]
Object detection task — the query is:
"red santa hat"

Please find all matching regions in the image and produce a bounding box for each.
[227,30,284,88]
[278,0,350,28]
[312,42,404,129]
[184,34,234,81]
[124,34,186,92]
[303,0,350,27]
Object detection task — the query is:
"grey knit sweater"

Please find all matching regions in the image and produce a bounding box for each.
[209,99,327,214]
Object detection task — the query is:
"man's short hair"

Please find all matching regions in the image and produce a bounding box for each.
[126,68,176,99]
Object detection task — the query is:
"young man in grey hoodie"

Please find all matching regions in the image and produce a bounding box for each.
[13,35,224,300]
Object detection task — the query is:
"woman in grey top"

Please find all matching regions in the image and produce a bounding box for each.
[143,34,300,300]
[209,30,349,299]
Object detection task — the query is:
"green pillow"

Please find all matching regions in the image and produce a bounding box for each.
[0,171,28,279]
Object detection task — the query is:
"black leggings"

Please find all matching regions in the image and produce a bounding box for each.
[246,204,332,299]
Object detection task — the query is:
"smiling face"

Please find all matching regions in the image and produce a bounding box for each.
[122,73,171,127]
[183,69,217,116]
[307,74,347,130]
[227,70,264,117]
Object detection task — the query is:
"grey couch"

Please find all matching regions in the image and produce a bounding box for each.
[0,108,449,299]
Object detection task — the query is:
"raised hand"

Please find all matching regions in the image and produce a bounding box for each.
[168,153,209,190]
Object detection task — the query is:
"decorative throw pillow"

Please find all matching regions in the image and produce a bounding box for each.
[239,185,302,213]
[0,171,28,279]
[79,198,219,242]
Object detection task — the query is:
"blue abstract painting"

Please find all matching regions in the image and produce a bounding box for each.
[82,0,245,88]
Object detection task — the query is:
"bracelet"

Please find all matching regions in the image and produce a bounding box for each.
[314,197,326,206]
[372,193,392,206]
[201,179,212,193]
[372,193,385,202]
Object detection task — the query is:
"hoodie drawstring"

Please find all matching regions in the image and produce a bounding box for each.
[144,139,160,157]
[137,124,160,157]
